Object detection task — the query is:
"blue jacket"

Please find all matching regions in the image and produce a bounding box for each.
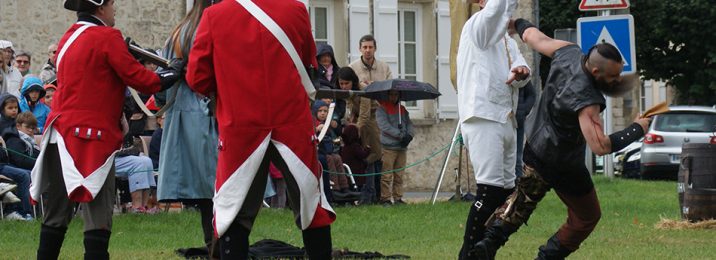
[19,76,50,133]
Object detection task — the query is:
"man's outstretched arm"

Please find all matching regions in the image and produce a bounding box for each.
[510,18,572,58]
[579,104,651,156]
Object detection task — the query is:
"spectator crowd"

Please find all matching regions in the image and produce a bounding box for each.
[0,33,420,222]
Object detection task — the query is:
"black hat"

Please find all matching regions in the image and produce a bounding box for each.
[64,0,104,12]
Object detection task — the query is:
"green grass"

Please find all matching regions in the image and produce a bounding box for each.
[2,176,715,259]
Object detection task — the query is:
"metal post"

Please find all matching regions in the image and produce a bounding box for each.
[431,123,461,204]
[450,145,463,201]
[599,9,615,178]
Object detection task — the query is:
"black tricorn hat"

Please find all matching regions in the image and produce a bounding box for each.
[64,0,104,12]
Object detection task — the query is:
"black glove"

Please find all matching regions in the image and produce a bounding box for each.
[399,134,413,147]
[156,59,185,91]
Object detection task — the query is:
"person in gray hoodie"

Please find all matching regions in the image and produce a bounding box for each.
[376,90,414,206]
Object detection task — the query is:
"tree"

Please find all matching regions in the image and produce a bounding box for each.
[631,0,716,105]
[538,0,716,105]
[536,0,586,87]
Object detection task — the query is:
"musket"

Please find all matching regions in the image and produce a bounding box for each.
[127,42,170,69]
[314,89,366,100]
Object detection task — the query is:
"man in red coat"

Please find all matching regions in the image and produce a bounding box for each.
[31,0,182,259]
[187,0,335,259]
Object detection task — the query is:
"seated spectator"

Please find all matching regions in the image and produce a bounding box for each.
[1,40,22,98]
[269,162,286,208]
[39,43,57,84]
[149,114,164,170]
[3,112,39,170]
[0,112,33,221]
[1,172,31,221]
[0,176,21,205]
[123,89,147,137]
[340,124,370,186]
[0,93,19,131]
[313,100,356,197]
[18,76,50,133]
[13,50,32,76]
[115,133,159,214]
[43,83,56,108]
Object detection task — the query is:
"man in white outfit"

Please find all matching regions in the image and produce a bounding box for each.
[455,0,530,258]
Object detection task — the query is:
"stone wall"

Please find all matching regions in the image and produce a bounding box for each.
[0,0,186,74]
[402,119,471,192]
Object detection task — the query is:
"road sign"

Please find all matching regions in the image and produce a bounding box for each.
[577,14,636,74]
[579,0,629,11]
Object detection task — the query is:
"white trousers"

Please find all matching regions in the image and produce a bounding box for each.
[461,117,517,189]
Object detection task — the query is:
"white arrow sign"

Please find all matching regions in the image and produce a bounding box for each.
[579,0,629,11]
[577,14,636,74]
[596,26,628,67]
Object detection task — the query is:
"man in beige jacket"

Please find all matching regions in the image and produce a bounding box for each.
[348,34,393,204]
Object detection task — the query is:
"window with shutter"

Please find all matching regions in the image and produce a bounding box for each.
[436,0,457,119]
[348,0,371,63]
[397,3,423,114]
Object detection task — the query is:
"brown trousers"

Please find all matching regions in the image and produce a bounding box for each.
[554,188,601,250]
[41,144,116,231]
[380,149,406,201]
[495,164,601,251]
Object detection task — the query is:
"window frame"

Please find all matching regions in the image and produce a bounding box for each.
[309,0,334,46]
[397,3,424,114]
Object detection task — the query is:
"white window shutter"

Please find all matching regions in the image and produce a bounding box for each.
[373,0,398,77]
[349,0,371,63]
[436,0,457,119]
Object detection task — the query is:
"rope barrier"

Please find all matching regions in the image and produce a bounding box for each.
[2,146,158,174]
[322,137,460,177]
[4,136,462,176]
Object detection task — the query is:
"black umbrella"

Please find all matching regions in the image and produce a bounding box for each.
[362,79,441,129]
[362,79,441,101]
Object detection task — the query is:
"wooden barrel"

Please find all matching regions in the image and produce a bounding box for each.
[678,143,716,222]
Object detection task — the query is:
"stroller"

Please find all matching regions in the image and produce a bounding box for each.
[329,164,362,205]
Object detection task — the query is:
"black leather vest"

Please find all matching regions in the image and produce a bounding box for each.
[525,45,605,169]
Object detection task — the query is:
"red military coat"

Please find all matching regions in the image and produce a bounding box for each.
[30,19,161,203]
[187,0,335,236]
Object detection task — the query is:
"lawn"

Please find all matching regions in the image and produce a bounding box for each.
[2,176,715,259]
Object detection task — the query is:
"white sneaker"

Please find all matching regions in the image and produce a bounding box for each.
[0,182,17,196]
[2,191,21,203]
[4,211,32,221]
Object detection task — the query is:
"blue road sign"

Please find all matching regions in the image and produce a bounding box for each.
[577,15,636,74]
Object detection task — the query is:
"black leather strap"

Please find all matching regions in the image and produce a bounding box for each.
[609,122,644,153]
[514,18,536,41]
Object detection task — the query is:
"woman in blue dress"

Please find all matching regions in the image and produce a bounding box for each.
[155,0,219,257]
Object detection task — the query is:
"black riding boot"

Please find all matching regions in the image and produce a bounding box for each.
[37,225,67,260]
[471,219,518,260]
[219,223,250,259]
[536,234,574,260]
[302,226,332,259]
[458,185,513,260]
[83,229,111,260]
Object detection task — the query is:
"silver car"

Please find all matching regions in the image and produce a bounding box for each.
[640,106,716,179]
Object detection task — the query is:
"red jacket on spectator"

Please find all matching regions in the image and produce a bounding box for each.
[30,19,161,203]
